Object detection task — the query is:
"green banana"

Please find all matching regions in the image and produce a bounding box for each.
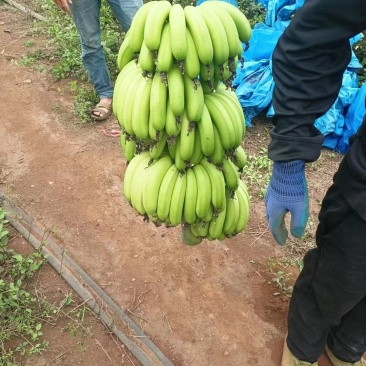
[144,0,172,52]
[189,133,204,166]
[121,133,136,163]
[200,158,226,212]
[179,112,196,162]
[167,65,185,118]
[191,220,209,237]
[167,139,177,159]
[138,40,155,72]
[235,183,250,234]
[129,154,153,213]
[183,168,198,224]
[209,124,225,165]
[200,1,242,58]
[199,62,215,82]
[174,138,187,172]
[197,104,215,157]
[150,130,168,159]
[214,62,231,82]
[197,6,229,66]
[207,1,252,43]
[208,199,227,239]
[181,224,202,246]
[213,93,242,148]
[184,75,204,122]
[157,164,179,221]
[131,76,152,140]
[223,189,240,236]
[169,3,187,61]
[117,34,135,71]
[156,23,173,73]
[193,164,212,220]
[148,113,161,141]
[150,71,167,132]
[184,5,213,65]
[232,145,247,170]
[204,94,236,149]
[221,157,240,191]
[201,203,214,223]
[142,155,173,216]
[129,1,158,53]
[184,28,200,79]
[169,172,187,226]
[165,100,182,138]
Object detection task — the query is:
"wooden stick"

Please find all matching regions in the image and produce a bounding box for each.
[3,0,46,21]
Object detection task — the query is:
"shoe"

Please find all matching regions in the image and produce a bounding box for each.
[91,100,113,121]
[325,345,366,366]
[282,342,318,366]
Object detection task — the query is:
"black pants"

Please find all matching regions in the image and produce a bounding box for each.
[287,161,366,363]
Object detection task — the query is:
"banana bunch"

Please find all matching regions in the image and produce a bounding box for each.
[114,0,253,246]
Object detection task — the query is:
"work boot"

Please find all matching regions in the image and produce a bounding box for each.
[325,346,366,366]
[282,342,318,366]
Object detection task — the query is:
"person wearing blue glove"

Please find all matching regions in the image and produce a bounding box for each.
[53,0,142,121]
[265,0,366,365]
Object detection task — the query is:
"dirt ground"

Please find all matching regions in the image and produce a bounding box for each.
[0,4,340,366]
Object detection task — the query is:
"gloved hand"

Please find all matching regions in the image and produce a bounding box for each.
[265,160,309,245]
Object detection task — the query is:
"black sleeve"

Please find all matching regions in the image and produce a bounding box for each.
[268,0,366,163]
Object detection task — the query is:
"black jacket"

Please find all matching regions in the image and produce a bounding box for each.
[268,0,366,219]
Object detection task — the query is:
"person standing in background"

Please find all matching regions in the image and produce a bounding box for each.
[53,0,142,121]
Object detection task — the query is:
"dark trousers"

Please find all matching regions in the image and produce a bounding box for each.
[287,160,366,363]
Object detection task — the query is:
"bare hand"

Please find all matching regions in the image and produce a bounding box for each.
[53,0,72,14]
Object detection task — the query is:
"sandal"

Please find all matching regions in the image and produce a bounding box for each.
[91,101,113,121]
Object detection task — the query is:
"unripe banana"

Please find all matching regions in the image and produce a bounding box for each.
[223,189,240,235]
[179,112,196,162]
[232,145,247,170]
[221,157,240,191]
[204,94,236,149]
[181,223,202,246]
[184,5,213,65]
[201,203,214,223]
[209,124,225,165]
[144,0,172,52]
[138,40,155,72]
[157,164,179,221]
[150,71,167,132]
[142,155,173,216]
[200,1,242,58]
[129,1,158,53]
[113,63,141,124]
[169,3,187,61]
[206,1,252,43]
[167,139,177,159]
[189,134,204,166]
[149,113,161,141]
[193,164,212,220]
[150,130,168,159]
[174,138,187,172]
[213,93,242,148]
[184,28,200,79]
[191,220,209,237]
[169,172,187,226]
[167,65,185,118]
[165,100,182,138]
[200,158,226,212]
[208,199,227,239]
[184,76,204,122]
[131,76,152,140]
[117,34,135,71]
[197,104,215,157]
[235,183,250,234]
[214,62,231,82]
[197,6,229,66]
[127,153,152,211]
[199,62,215,82]
[156,23,173,73]
[121,133,136,162]
[183,168,198,225]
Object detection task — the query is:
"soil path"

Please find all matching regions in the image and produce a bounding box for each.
[0,6,292,366]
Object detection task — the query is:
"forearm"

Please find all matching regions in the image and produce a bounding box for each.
[269,0,366,162]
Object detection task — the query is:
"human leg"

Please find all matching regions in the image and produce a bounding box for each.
[285,178,366,363]
[107,0,143,32]
[69,0,114,101]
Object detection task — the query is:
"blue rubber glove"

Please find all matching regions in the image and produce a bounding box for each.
[265,160,309,245]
